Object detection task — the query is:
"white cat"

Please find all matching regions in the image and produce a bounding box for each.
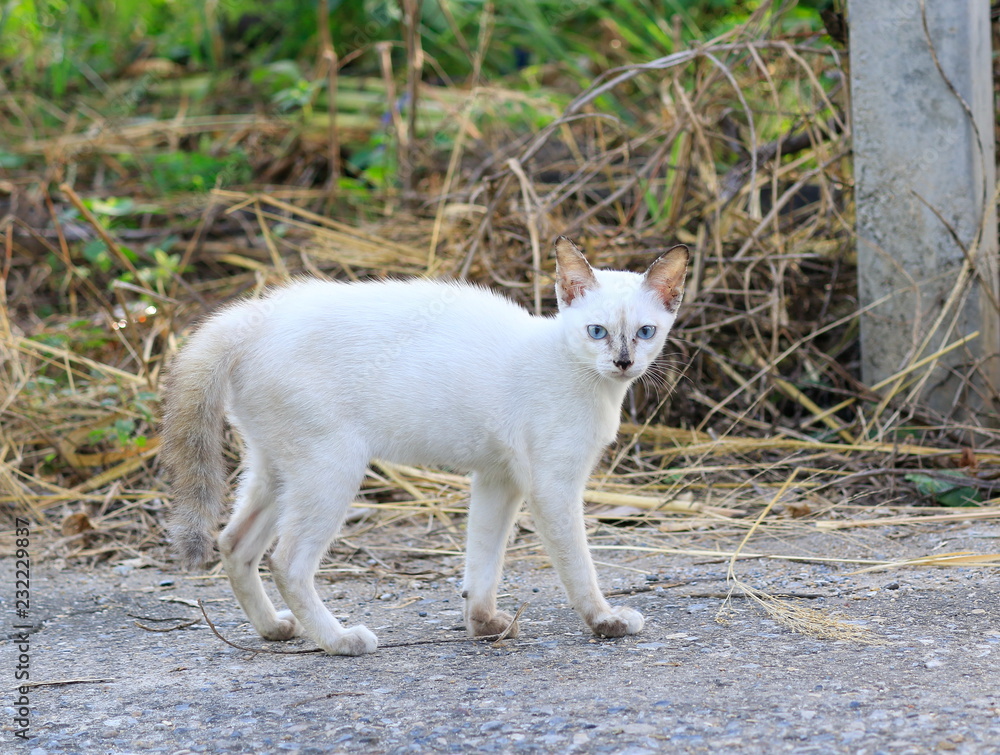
[163,236,688,655]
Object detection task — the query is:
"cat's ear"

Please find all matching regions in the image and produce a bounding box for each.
[554,236,598,309]
[643,245,689,313]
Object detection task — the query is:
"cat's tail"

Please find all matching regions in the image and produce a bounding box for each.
[161,313,239,569]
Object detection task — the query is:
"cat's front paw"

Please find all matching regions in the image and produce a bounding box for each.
[259,609,305,641]
[589,606,644,638]
[467,609,520,639]
[320,625,379,656]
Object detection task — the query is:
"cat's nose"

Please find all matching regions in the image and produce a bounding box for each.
[614,358,633,370]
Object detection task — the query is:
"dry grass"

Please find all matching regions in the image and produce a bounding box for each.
[2,18,999,642]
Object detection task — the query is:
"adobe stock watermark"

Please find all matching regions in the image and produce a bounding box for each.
[10,517,32,741]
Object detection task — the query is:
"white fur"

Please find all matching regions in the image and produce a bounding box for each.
[166,252,684,655]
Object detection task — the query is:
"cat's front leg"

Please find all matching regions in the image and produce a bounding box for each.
[527,480,644,638]
[462,472,524,638]
[588,605,644,638]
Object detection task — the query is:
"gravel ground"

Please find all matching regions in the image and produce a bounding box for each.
[2,519,999,754]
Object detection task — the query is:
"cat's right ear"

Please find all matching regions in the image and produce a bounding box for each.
[554,236,598,309]
[643,245,689,313]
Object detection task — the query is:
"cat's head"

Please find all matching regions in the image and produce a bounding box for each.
[554,236,688,382]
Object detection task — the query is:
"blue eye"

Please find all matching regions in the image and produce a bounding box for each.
[587,325,608,339]
[636,325,656,340]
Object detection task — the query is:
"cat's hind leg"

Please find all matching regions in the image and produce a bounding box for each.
[218,457,301,641]
[268,454,377,656]
[462,472,524,638]
[527,476,644,638]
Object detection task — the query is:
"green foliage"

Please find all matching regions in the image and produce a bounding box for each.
[251,60,307,97]
[2,1,820,96]
[133,246,184,292]
[349,129,396,189]
[5,1,826,216]
[2,0,204,93]
[81,239,117,273]
[30,319,110,353]
[124,150,252,194]
[77,238,184,293]
[0,150,26,168]
[905,472,984,508]
[88,417,142,448]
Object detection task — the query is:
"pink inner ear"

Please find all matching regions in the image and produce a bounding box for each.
[651,280,681,310]
[555,237,598,306]
[644,249,688,311]
[561,273,592,305]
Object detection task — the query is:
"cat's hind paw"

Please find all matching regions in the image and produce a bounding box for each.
[258,609,305,641]
[320,625,379,656]
[468,609,520,639]
[590,606,644,638]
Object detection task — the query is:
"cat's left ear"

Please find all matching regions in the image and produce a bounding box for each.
[643,245,689,313]
[554,236,599,309]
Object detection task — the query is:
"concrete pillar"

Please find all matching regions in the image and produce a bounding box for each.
[849,0,999,425]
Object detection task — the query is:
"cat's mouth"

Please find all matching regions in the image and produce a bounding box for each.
[607,364,640,381]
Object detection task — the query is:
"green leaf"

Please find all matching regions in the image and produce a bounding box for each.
[82,240,112,272]
[905,472,983,507]
[87,197,137,216]
[0,151,25,168]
